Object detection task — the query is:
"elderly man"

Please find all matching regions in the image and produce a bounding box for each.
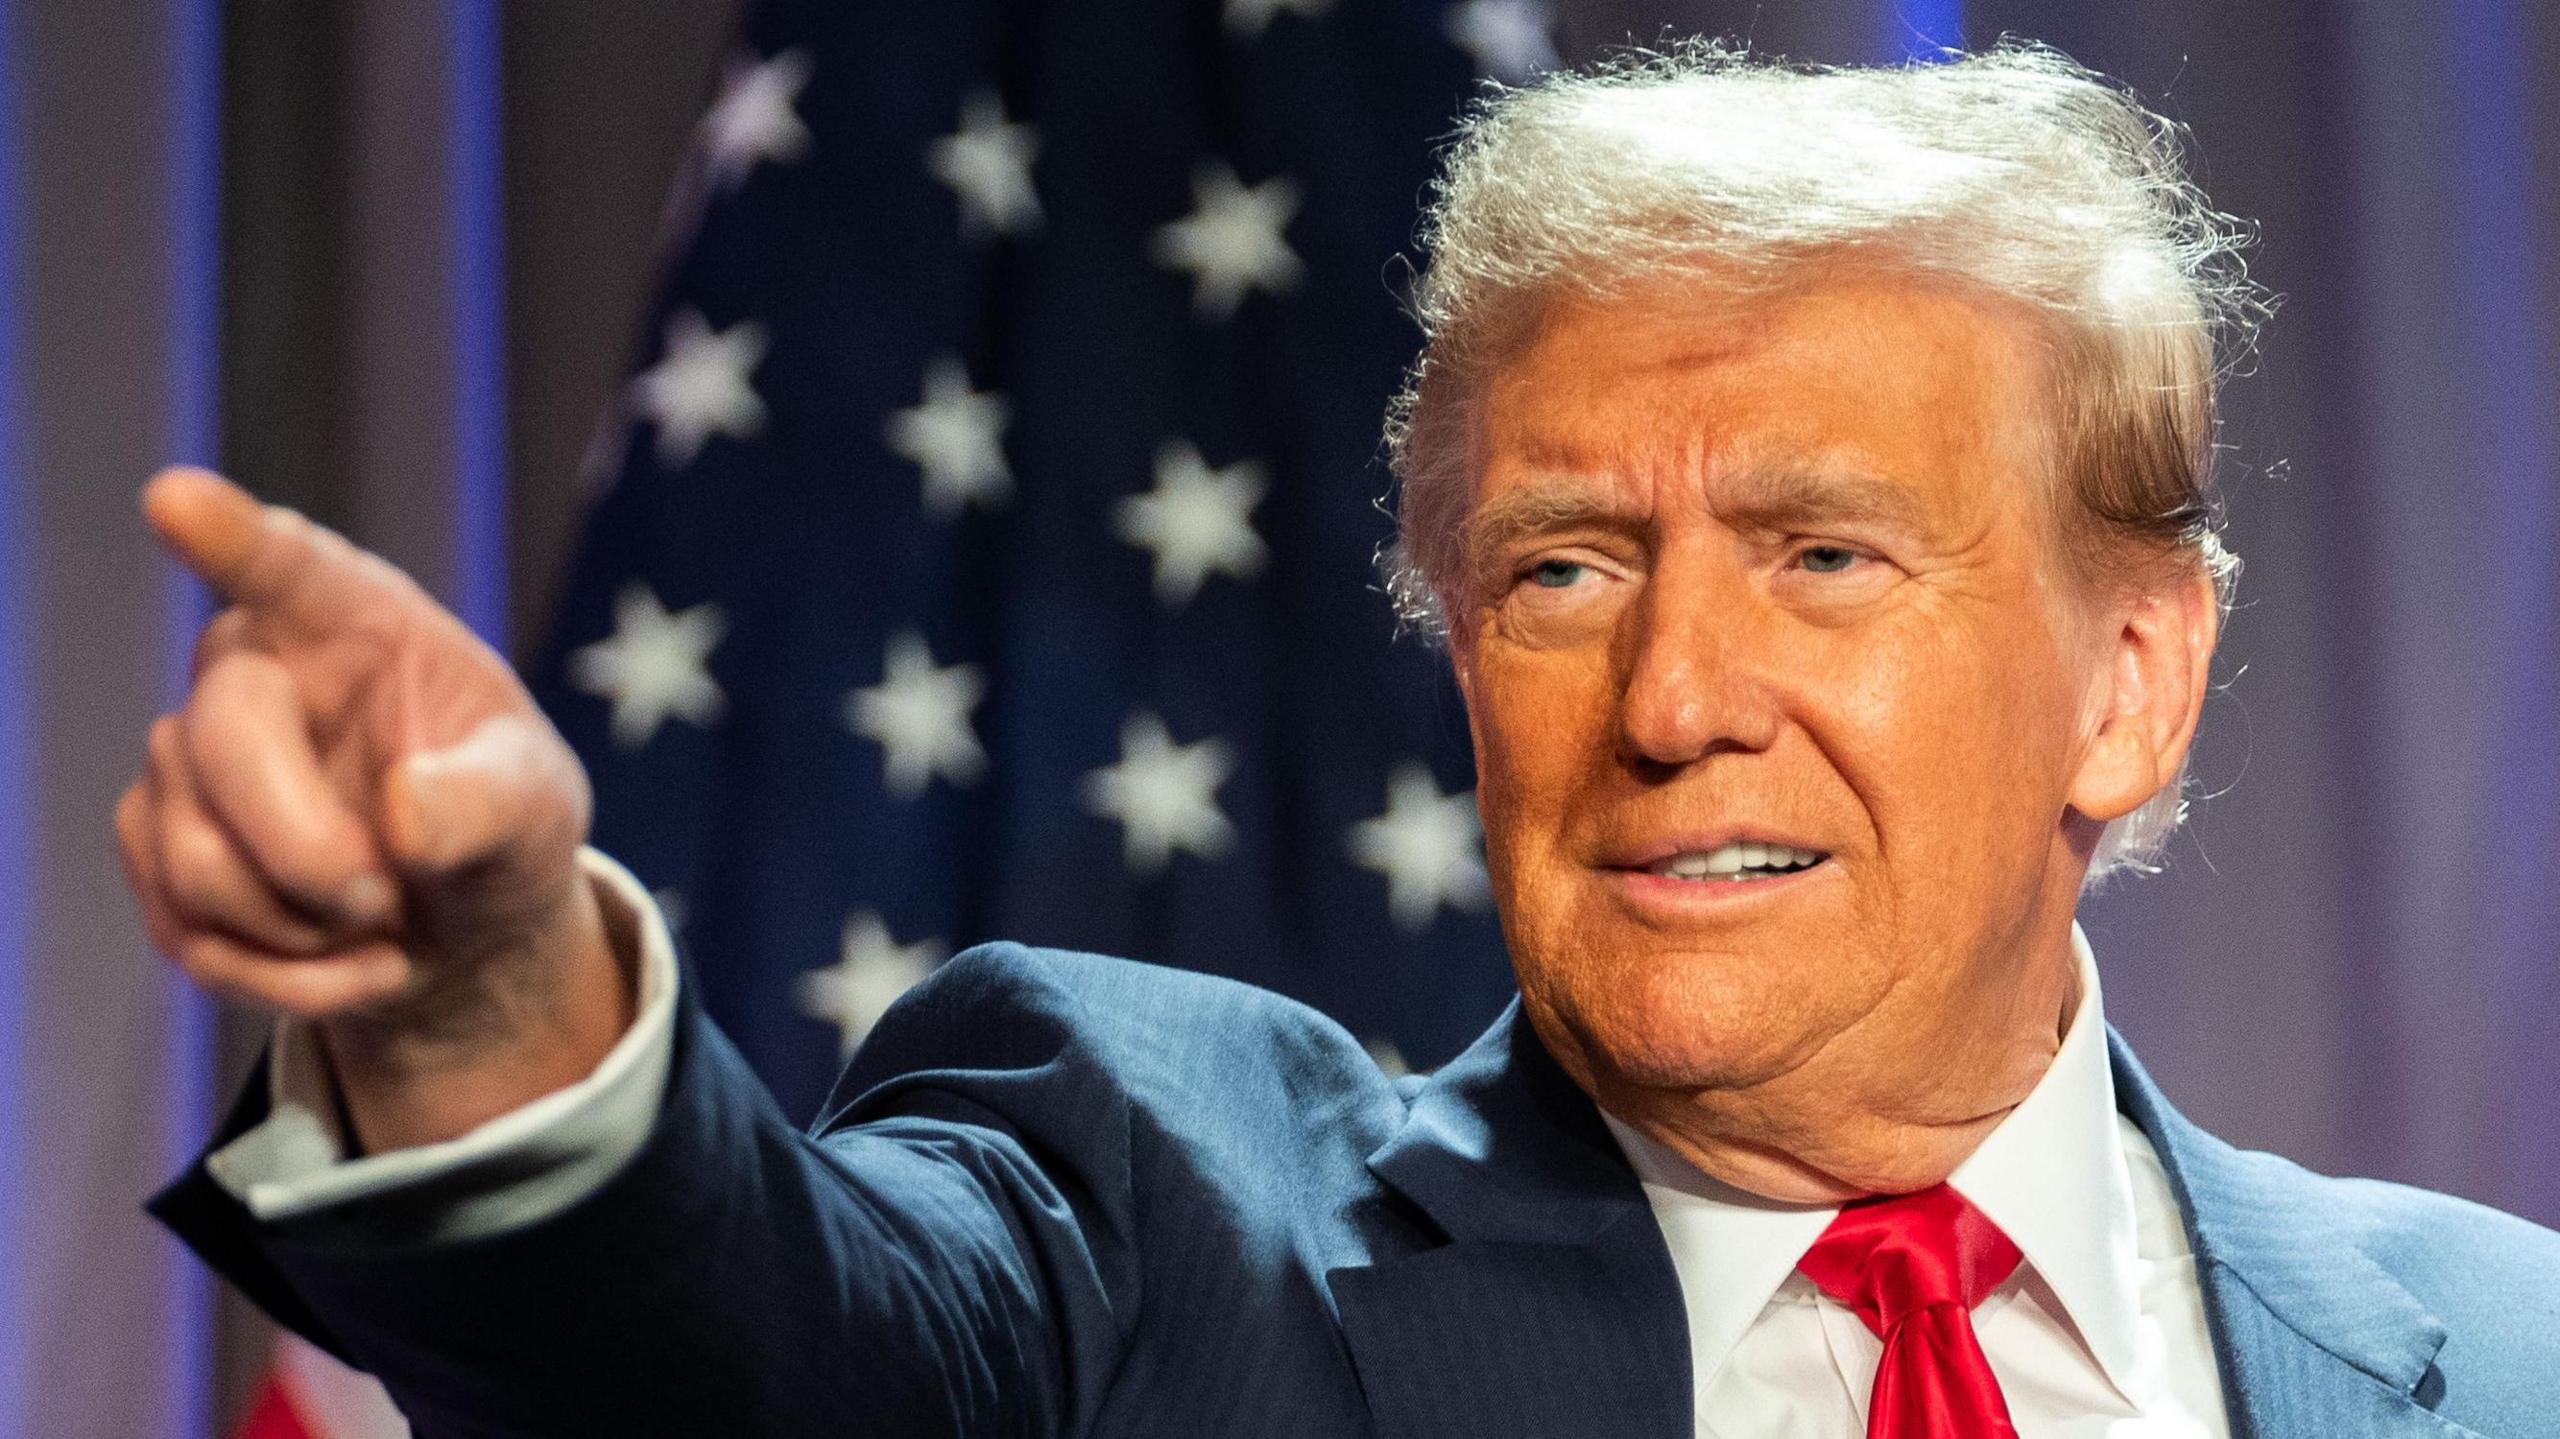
[134,44,2557,1439]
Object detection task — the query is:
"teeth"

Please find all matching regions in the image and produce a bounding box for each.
[1646,842,1827,881]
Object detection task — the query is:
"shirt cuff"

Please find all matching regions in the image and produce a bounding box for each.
[202,848,680,1243]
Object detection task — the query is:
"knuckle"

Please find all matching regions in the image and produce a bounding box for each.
[172,934,241,986]
[113,783,149,848]
[185,654,281,752]
[266,984,356,1023]
[147,714,184,771]
[190,607,251,679]
[158,817,238,911]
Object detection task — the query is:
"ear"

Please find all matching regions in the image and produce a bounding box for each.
[2067,567,2219,824]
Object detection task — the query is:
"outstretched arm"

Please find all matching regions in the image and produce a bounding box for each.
[120,467,629,1151]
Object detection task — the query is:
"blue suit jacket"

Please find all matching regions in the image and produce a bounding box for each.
[155,944,2560,1438]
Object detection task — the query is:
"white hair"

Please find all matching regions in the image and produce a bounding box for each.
[1381,39,2265,881]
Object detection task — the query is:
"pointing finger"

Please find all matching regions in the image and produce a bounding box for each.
[141,467,417,635]
[143,468,305,605]
[182,651,393,923]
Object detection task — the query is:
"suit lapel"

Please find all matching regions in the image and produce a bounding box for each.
[2110,1031,2484,1439]
[1327,1012,2482,1439]
[1329,1001,1691,1439]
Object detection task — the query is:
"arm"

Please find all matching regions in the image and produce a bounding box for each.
[152,940,1145,1438]
[122,471,1131,1435]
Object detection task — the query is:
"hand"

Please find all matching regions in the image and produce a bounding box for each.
[117,468,632,1150]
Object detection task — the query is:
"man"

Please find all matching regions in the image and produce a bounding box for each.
[132,43,2560,1438]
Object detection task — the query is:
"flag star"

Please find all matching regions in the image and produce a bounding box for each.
[700,49,812,191]
[1116,441,1268,605]
[1348,763,1491,930]
[845,632,987,798]
[1152,164,1304,321]
[886,356,1012,515]
[796,912,944,1057]
[629,309,768,468]
[1083,712,1236,875]
[568,584,727,749]
[1445,0,1559,80]
[1224,0,1334,39]
[929,88,1042,241]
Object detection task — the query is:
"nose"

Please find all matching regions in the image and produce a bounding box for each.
[1614,546,1780,770]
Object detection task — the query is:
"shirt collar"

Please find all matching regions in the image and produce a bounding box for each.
[1599,922,2145,1402]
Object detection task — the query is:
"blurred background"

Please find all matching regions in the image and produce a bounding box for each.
[2,0,2553,1433]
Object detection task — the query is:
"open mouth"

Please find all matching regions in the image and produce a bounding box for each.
[1634,842,1830,883]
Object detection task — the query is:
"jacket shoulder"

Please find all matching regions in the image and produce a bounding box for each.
[2223,1147,2560,1407]
[823,942,1413,1162]
[2319,1170,2560,1339]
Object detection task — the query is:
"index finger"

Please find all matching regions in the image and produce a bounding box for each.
[140,468,394,626]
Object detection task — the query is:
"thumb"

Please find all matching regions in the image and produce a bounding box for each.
[379,713,591,882]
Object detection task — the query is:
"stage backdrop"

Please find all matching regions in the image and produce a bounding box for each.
[0,0,2550,1434]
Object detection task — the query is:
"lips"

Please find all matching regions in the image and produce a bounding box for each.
[1602,833,1835,879]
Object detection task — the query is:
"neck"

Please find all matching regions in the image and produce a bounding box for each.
[1590,923,2085,1205]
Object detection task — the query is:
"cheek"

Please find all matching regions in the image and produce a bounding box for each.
[1812,602,2085,864]
[1469,648,1612,799]
[1463,648,1622,920]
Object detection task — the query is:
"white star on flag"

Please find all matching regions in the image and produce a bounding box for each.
[845,632,987,798]
[1152,163,1304,321]
[886,355,1012,516]
[629,309,767,468]
[929,88,1042,241]
[1348,763,1490,931]
[1116,441,1268,605]
[1445,0,1559,80]
[700,49,813,191]
[1224,0,1334,39]
[568,584,726,750]
[797,912,944,1057]
[1083,712,1236,875]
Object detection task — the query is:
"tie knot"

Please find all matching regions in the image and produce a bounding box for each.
[1795,1183,2022,1336]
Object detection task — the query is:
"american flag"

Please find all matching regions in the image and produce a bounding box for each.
[231,5,1558,1433]
[529,0,1559,1127]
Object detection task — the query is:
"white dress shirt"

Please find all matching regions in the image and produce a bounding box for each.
[208,867,2233,1434]
[1601,926,2231,1436]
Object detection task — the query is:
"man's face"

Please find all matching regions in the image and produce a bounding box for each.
[1453,273,2115,1134]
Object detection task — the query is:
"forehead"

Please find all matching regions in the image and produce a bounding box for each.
[1472,272,2057,520]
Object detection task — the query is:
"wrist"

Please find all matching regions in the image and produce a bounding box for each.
[322,870,636,1152]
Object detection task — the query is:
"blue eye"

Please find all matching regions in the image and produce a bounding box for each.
[1799,546,1858,574]
[1528,559,1587,589]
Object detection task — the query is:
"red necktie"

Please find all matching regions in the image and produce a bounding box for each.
[1794,1183,2024,1439]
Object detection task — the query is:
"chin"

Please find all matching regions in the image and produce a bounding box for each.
[1523,939,1851,1096]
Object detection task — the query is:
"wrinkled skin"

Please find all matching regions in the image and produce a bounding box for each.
[1448,273,2217,1202]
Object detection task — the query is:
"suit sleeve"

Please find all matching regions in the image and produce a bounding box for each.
[149,941,1145,1439]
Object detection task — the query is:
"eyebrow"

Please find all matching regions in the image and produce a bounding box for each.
[1456,482,1645,587]
[1713,462,1933,536]
[1457,460,1933,582]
